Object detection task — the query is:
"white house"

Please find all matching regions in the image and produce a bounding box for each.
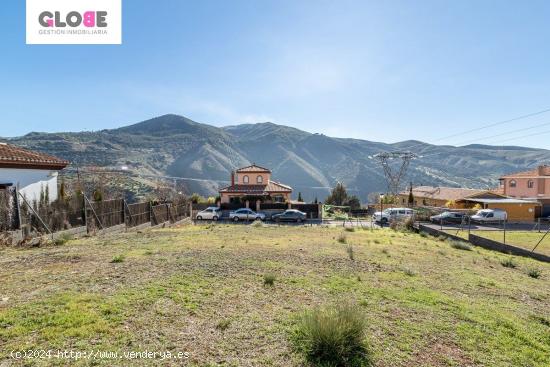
[0,143,68,204]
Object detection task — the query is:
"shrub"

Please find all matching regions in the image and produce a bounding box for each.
[216,319,231,331]
[346,245,355,261]
[292,303,371,367]
[53,233,74,246]
[419,232,428,238]
[345,227,355,232]
[263,273,276,286]
[528,268,541,279]
[252,220,264,228]
[449,240,472,251]
[403,267,415,277]
[337,233,347,244]
[500,258,516,269]
[111,255,125,263]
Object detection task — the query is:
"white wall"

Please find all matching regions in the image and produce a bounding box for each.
[0,168,59,203]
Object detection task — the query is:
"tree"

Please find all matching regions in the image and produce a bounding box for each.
[297,192,303,202]
[325,182,362,209]
[325,182,349,206]
[93,188,103,202]
[58,179,67,202]
[313,197,318,204]
[408,183,414,207]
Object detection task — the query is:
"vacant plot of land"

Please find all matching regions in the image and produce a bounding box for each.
[444,229,550,256]
[1,225,549,366]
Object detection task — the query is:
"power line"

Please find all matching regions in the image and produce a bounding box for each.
[453,120,550,146]
[403,106,550,152]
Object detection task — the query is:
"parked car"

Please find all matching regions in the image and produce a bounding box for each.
[430,211,467,224]
[470,209,507,223]
[271,209,307,223]
[196,207,221,221]
[372,208,415,223]
[229,208,266,221]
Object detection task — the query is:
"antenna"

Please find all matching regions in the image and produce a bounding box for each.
[373,151,417,195]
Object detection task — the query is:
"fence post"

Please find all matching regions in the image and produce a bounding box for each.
[14,187,22,231]
[82,193,88,233]
[122,199,126,228]
[503,219,506,244]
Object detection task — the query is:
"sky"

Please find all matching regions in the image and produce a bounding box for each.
[2,0,550,149]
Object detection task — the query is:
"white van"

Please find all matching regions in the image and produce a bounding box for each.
[373,207,415,223]
[470,209,507,223]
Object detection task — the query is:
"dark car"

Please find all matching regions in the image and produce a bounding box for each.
[430,211,467,224]
[271,209,307,223]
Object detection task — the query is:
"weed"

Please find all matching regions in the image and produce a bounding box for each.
[53,233,74,246]
[419,232,428,238]
[528,268,542,279]
[373,239,381,244]
[346,245,355,261]
[500,258,517,269]
[345,227,355,232]
[263,273,276,286]
[449,240,472,251]
[403,267,415,277]
[252,220,264,228]
[111,255,125,263]
[216,319,231,331]
[337,233,347,244]
[292,303,371,367]
[382,248,389,255]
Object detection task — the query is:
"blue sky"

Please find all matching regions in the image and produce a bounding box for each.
[2,0,550,148]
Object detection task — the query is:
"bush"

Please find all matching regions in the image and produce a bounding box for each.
[252,219,265,228]
[263,273,276,286]
[419,232,428,238]
[449,240,472,251]
[500,258,516,269]
[292,303,371,367]
[528,268,541,279]
[345,227,355,232]
[53,233,74,246]
[337,233,347,244]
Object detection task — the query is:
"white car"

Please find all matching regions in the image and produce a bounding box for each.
[196,207,221,221]
[229,208,266,221]
[470,209,507,223]
[372,208,415,224]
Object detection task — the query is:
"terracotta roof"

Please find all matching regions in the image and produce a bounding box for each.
[220,180,292,194]
[400,186,487,201]
[500,165,550,178]
[235,164,271,173]
[0,143,69,170]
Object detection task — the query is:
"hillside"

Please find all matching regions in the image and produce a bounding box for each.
[4,114,550,201]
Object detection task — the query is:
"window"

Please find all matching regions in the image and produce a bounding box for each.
[509,180,516,188]
[243,175,249,184]
[257,175,263,183]
[528,180,534,189]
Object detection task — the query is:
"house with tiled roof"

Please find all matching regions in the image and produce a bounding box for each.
[499,165,550,217]
[219,164,292,205]
[0,143,69,203]
[398,185,540,221]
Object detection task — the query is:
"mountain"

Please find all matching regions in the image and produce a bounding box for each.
[5,114,550,201]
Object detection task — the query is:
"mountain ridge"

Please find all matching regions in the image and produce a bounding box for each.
[4,114,550,201]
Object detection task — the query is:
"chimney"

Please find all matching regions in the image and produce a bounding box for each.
[538,165,546,176]
[231,171,235,186]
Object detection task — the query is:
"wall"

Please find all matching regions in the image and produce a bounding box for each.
[486,202,537,221]
[235,172,271,185]
[503,177,549,198]
[0,168,59,203]
[397,195,447,207]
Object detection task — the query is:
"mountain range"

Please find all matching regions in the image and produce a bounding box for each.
[5,114,550,201]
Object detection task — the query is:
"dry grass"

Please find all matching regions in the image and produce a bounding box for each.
[0,225,549,366]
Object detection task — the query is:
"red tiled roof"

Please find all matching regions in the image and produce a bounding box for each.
[220,180,292,194]
[399,186,487,201]
[0,143,69,170]
[500,165,550,178]
[235,164,271,173]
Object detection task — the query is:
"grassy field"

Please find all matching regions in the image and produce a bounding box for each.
[1,224,549,366]
[444,229,550,256]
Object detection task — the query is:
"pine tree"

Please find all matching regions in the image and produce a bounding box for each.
[325,182,349,206]
[408,182,414,207]
[297,192,303,202]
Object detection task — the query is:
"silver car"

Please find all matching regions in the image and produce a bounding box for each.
[229,208,266,221]
[196,207,221,221]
